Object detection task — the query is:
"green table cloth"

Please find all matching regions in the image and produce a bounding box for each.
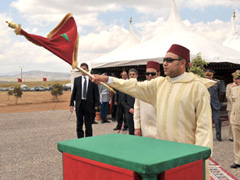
[58,133,211,180]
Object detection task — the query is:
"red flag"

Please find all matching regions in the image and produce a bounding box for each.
[43,77,47,81]
[18,78,22,82]
[14,13,79,68]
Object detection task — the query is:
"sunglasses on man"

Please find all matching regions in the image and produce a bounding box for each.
[206,73,213,76]
[163,57,183,63]
[145,72,157,76]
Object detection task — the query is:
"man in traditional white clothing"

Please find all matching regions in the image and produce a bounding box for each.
[226,72,237,142]
[230,70,240,168]
[134,61,160,138]
[92,44,215,179]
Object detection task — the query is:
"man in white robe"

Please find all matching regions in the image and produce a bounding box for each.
[134,61,160,138]
[92,44,215,179]
[226,73,237,141]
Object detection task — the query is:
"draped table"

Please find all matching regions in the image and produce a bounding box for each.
[58,133,210,180]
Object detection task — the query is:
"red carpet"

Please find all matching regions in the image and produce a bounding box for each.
[209,158,238,180]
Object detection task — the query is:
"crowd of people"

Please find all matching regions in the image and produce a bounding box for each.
[69,44,240,179]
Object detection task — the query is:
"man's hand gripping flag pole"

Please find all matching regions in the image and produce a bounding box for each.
[6,14,115,93]
[74,66,115,93]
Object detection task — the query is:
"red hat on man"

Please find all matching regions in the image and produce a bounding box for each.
[146,61,160,71]
[167,44,190,62]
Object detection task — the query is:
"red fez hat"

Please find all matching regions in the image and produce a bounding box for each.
[146,61,160,71]
[167,44,190,62]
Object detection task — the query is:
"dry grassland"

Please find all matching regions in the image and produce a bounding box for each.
[0,91,71,113]
[0,80,70,88]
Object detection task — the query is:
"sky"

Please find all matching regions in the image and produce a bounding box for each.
[0,0,240,75]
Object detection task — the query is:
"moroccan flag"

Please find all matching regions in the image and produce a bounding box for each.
[13,13,79,69]
[43,77,47,81]
[18,78,22,82]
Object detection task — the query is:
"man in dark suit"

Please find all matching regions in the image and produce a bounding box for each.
[70,63,100,138]
[113,71,128,131]
[110,73,117,122]
[122,68,138,135]
[113,90,128,130]
[206,69,226,141]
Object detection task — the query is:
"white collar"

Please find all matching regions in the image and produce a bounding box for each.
[82,75,89,79]
[170,72,186,82]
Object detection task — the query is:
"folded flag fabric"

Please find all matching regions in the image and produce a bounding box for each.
[13,13,79,69]
[18,78,22,82]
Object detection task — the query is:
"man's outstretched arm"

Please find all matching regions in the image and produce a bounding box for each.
[92,74,161,106]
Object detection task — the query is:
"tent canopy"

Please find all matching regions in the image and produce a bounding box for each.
[89,18,140,68]
[90,1,240,69]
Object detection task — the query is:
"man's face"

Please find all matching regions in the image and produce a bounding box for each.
[80,65,89,76]
[146,68,159,81]
[233,78,237,84]
[121,72,128,80]
[236,78,240,86]
[163,52,185,78]
[129,71,138,79]
[205,72,213,80]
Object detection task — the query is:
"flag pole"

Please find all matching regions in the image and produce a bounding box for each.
[75,66,116,93]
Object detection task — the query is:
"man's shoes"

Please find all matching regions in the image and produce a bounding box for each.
[229,139,233,142]
[111,118,116,122]
[101,119,111,123]
[113,127,121,130]
[230,163,240,168]
[122,127,128,131]
[92,121,98,124]
[217,138,222,142]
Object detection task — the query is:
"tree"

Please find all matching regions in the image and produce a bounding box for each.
[13,86,23,104]
[7,90,13,101]
[188,53,208,78]
[51,83,63,101]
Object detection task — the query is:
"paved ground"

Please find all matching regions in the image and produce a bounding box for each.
[0,110,239,180]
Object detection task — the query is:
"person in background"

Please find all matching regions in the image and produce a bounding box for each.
[92,44,215,180]
[134,61,160,138]
[70,63,99,138]
[98,73,111,123]
[110,73,117,122]
[90,69,99,125]
[226,72,237,142]
[121,68,138,135]
[229,70,240,168]
[92,111,98,124]
[113,71,128,131]
[205,69,226,142]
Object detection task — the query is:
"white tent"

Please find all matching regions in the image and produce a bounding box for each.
[91,0,240,69]
[223,11,240,52]
[89,18,140,68]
